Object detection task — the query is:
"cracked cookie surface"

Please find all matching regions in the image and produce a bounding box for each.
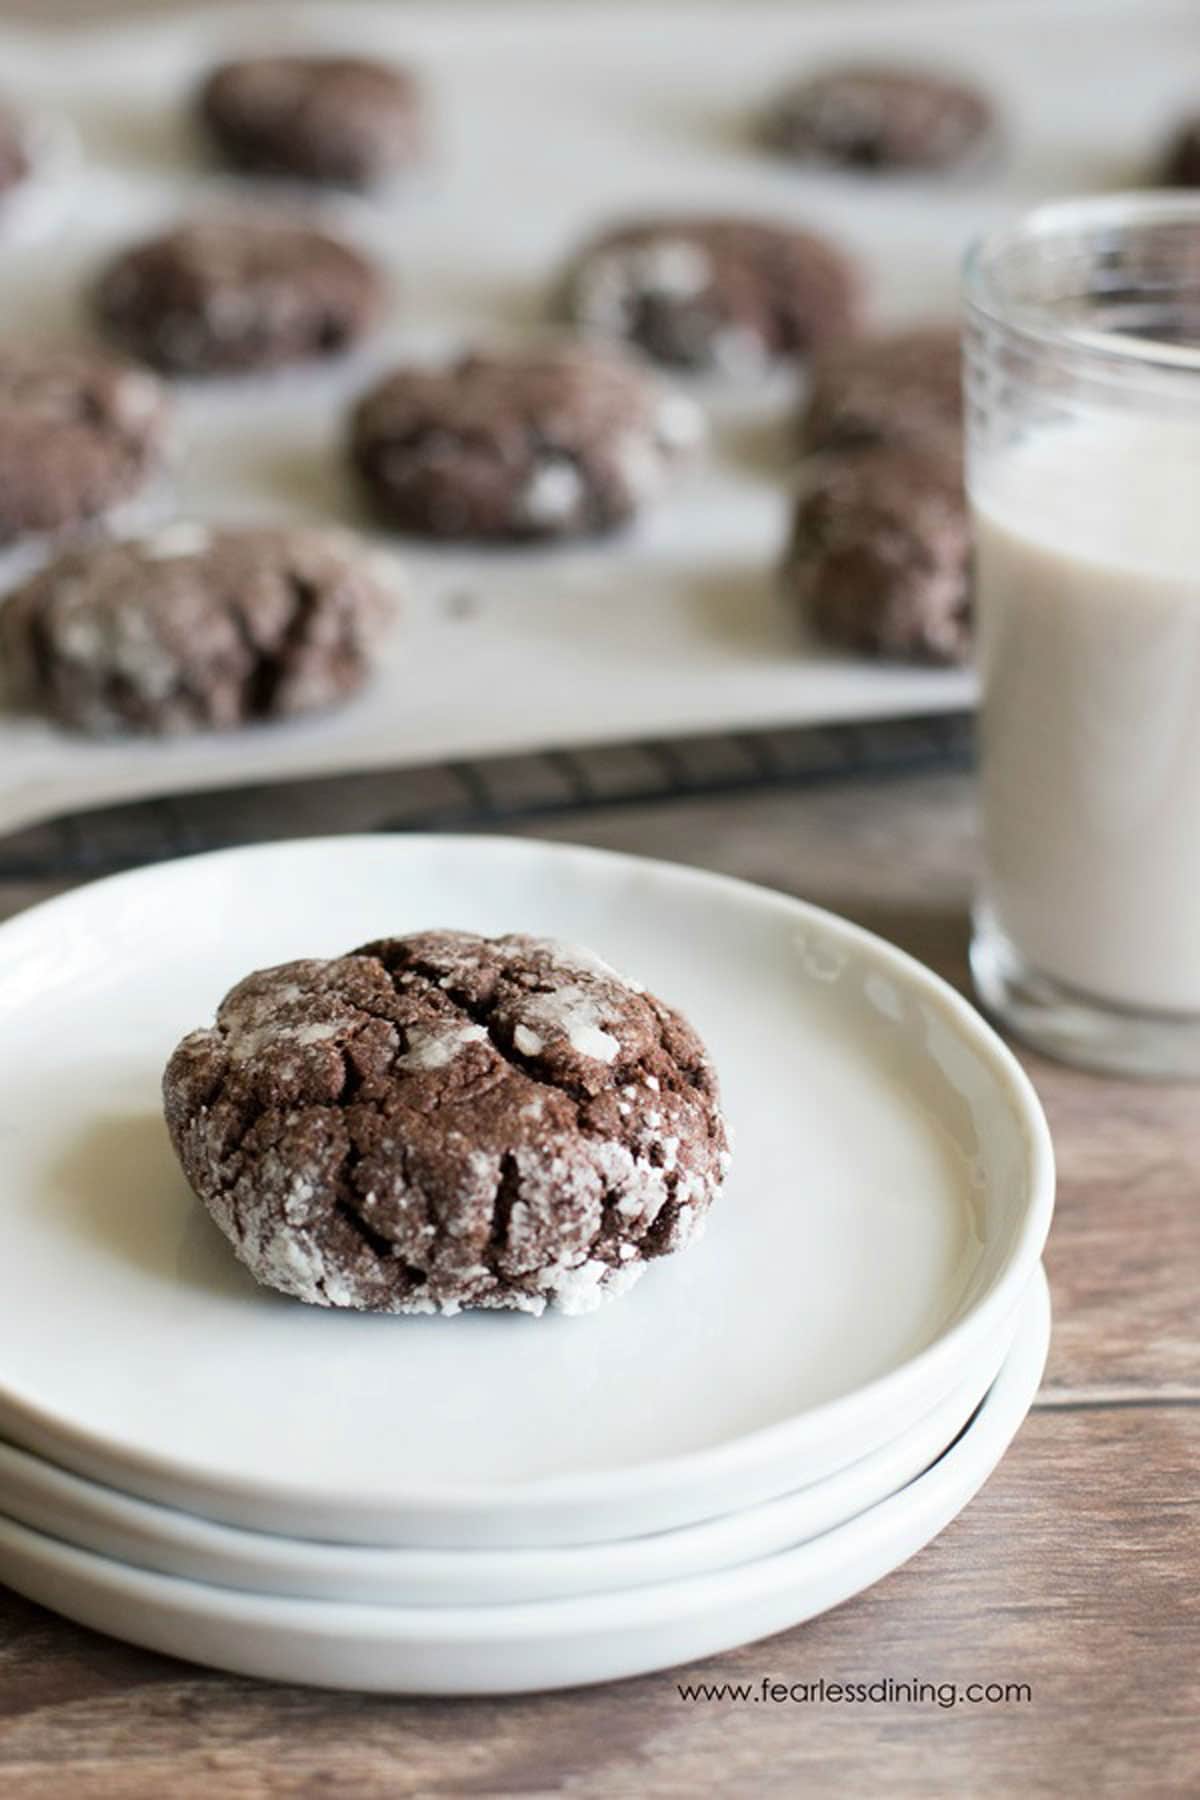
[94,215,382,376]
[348,341,703,539]
[162,930,731,1316]
[0,345,168,539]
[0,521,390,734]
[561,215,860,374]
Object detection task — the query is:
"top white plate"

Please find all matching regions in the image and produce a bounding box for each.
[4,0,1188,832]
[0,836,1052,1544]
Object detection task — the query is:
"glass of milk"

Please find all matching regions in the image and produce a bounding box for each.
[966,193,1200,1075]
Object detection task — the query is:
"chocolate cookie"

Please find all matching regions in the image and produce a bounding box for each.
[0,105,30,198]
[163,930,731,1316]
[765,64,995,173]
[198,54,424,189]
[94,216,382,376]
[349,341,703,539]
[1161,118,1200,186]
[802,325,962,453]
[561,215,860,373]
[0,521,390,734]
[783,440,970,664]
[0,346,168,540]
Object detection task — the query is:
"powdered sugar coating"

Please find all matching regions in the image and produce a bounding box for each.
[163,929,730,1317]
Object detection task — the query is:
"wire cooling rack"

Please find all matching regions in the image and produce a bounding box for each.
[0,712,972,882]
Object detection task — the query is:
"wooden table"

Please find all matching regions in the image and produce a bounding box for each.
[0,760,1196,1798]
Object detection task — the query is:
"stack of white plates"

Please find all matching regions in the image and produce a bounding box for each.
[0,837,1054,1693]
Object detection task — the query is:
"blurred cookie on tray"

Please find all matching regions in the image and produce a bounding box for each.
[349,339,704,541]
[93,214,383,377]
[787,318,970,663]
[0,520,393,734]
[0,344,168,540]
[801,323,963,453]
[764,63,997,174]
[197,53,425,189]
[559,214,861,375]
[782,438,970,666]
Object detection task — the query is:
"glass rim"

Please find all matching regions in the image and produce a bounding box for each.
[963,190,1200,374]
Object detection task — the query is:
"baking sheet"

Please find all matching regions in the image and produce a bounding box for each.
[0,0,1189,836]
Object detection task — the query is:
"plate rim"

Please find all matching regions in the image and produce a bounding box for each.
[0,833,1055,1518]
[0,1297,1020,1602]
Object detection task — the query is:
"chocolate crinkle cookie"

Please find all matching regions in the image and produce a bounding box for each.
[802,325,963,453]
[349,341,703,540]
[0,345,168,540]
[0,521,391,734]
[198,54,424,189]
[765,64,996,173]
[94,215,382,376]
[163,931,731,1317]
[561,215,860,374]
[783,440,970,664]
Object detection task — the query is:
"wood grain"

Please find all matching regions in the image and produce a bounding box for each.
[1,769,1197,1796]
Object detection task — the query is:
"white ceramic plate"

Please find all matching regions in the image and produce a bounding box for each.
[0,836,1053,1546]
[0,1292,1020,1607]
[0,1269,1049,1694]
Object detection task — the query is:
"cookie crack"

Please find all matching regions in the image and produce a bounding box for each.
[336,1172,434,1297]
[645,1002,712,1098]
[228,567,323,718]
[363,948,602,1109]
[321,995,509,1113]
[338,1098,457,1283]
[203,1078,271,1169]
[334,1197,397,1261]
[483,1151,521,1276]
